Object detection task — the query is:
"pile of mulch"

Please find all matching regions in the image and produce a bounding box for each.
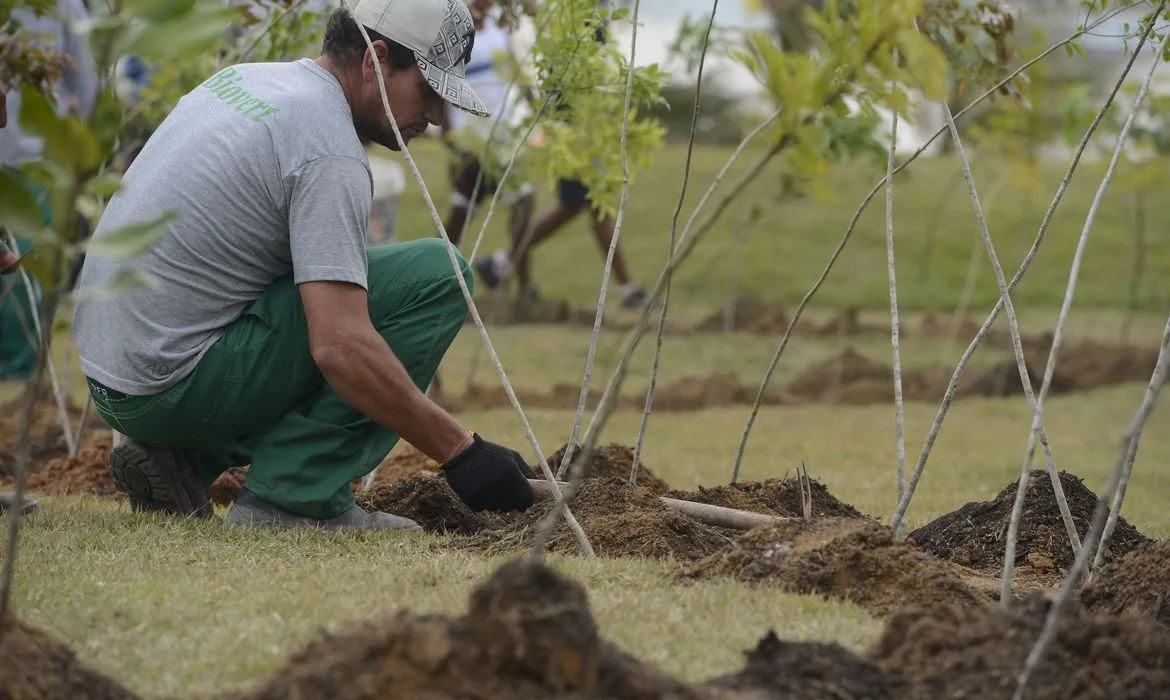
[1081,539,1170,628]
[909,470,1151,576]
[869,591,1170,699]
[679,517,988,617]
[664,477,866,519]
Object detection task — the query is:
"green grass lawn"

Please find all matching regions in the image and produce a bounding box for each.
[391,138,1170,315]
[4,139,1170,698]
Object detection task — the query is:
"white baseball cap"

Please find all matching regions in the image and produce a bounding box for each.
[351,0,489,117]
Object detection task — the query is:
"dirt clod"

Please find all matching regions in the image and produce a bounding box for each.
[681,517,987,617]
[703,630,906,699]
[1081,539,1170,628]
[0,613,140,700]
[358,474,491,534]
[869,591,1170,699]
[909,470,1151,573]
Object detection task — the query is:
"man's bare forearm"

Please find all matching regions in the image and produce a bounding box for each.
[315,328,472,463]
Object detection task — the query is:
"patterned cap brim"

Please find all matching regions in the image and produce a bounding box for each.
[417,56,491,119]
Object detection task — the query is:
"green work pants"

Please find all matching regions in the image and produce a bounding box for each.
[88,239,473,519]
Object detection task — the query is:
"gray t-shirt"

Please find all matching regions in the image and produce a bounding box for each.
[73,58,372,395]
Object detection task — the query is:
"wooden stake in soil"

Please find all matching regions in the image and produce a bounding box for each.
[528,479,785,531]
[886,20,1154,537]
[337,0,593,557]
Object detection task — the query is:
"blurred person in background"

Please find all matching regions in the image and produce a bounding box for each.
[0,0,98,380]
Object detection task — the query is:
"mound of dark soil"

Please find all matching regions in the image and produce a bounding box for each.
[18,435,120,499]
[909,470,1151,572]
[868,591,1170,699]
[1024,335,1161,393]
[1081,539,1170,627]
[703,630,906,699]
[0,399,72,479]
[649,372,787,412]
[358,474,491,535]
[522,477,733,561]
[694,298,789,335]
[665,477,865,519]
[0,613,139,699]
[229,557,702,700]
[548,443,672,495]
[786,349,892,402]
[681,518,986,617]
[359,473,732,562]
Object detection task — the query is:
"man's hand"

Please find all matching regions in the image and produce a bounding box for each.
[442,433,537,512]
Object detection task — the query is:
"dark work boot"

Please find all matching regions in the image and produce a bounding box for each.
[224,490,423,532]
[108,439,213,519]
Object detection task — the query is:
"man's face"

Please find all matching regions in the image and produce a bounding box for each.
[354,41,447,151]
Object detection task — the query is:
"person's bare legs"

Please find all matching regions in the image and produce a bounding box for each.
[444,203,471,247]
[513,202,583,290]
[589,208,633,287]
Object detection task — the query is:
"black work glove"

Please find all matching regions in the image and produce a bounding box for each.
[442,433,537,512]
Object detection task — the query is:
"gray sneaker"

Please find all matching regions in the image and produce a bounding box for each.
[0,492,40,515]
[108,439,213,518]
[225,490,423,532]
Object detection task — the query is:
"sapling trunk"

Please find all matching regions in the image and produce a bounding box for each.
[1013,306,1170,700]
[884,109,906,502]
[1004,9,1167,602]
[553,0,644,484]
[340,0,594,556]
[631,0,719,485]
[886,17,1153,536]
[1120,189,1146,345]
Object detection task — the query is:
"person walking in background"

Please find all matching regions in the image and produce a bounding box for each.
[0,0,98,381]
[439,0,536,249]
[473,0,646,310]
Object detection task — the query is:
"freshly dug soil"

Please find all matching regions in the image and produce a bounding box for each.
[786,349,892,401]
[19,435,120,499]
[681,517,987,617]
[665,477,865,519]
[366,442,440,486]
[0,398,72,478]
[229,556,704,700]
[909,470,1151,572]
[358,474,733,562]
[694,298,789,335]
[207,467,250,507]
[868,591,1170,699]
[548,443,672,495]
[1081,539,1170,627]
[0,613,140,700]
[358,474,491,535]
[702,630,907,699]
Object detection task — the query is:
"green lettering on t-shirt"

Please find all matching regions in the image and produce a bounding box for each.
[201,67,282,123]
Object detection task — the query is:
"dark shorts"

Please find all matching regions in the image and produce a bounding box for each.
[452,153,500,205]
[557,178,591,207]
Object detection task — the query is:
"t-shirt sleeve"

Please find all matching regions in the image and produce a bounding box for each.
[285,155,372,289]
